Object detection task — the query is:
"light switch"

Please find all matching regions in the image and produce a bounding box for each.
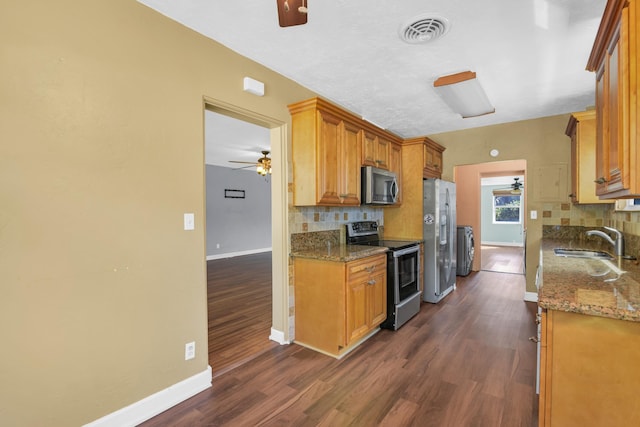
[530,210,537,220]
[184,213,195,230]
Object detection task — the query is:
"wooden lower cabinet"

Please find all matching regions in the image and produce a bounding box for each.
[294,254,387,357]
[539,309,640,426]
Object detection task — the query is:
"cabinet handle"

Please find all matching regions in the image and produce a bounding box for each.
[535,314,541,325]
[367,280,376,286]
[528,336,539,343]
[594,177,607,184]
[339,194,349,198]
[365,266,376,273]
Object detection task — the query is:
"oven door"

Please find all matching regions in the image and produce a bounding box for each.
[392,245,420,303]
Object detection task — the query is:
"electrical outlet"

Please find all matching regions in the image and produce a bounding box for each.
[530,210,538,220]
[185,341,195,360]
[216,243,220,249]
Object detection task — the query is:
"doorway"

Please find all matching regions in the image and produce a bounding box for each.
[480,175,525,274]
[203,99,289,375]
[454,160,527,275]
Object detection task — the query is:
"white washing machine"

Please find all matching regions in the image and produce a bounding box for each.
[456,226,474,276]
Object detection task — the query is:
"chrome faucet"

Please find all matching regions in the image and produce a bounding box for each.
[586,226,624,257]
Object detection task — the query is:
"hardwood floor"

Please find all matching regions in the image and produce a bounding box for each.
[481,245,525,275]
[207,252,278,376]
[142,260,539,427]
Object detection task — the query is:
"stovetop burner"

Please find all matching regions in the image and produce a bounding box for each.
[346,221,419,251]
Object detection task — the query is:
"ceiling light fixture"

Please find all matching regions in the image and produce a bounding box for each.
[256,151,272,176]
[433,71,495,118]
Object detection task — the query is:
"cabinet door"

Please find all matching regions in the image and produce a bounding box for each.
[433,149,443,172]
[376,137,390,170]
[340,121,362,205]
[346,278,369,344]
[346,255,386,345]
[423,143,443,178]
[595,63,608,195]
[539,310,551,426]
[594,6,636,198]
[567,112,613,204]
[362,130,378,167]
[317,110,343,205]
[368,271,387,327]
[569,126,579,203]
[605,20,624,193]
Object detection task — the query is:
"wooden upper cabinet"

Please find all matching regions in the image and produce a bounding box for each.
[289,97,402,206]
[587,0,640,198]
[289,98,362,206]
[384,137,445,239]
[423,137,444,179]
[565,111,614,204]
[362,131,390,170]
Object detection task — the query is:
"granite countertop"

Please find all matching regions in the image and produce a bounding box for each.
[539,238,640,321]
[291,244,389,262]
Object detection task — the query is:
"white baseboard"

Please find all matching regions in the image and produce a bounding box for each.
[206,247,272,261]
[83,366,212,427]
[524,291,538,303]
[481,241,524,247]
[269,328,289,345]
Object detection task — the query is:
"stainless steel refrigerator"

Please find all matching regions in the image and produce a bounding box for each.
[423,179,457,303]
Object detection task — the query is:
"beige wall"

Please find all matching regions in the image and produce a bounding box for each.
[1,0,315,425]
[430,114,573,293]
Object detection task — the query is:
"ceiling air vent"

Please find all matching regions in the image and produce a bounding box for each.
[399,14,450,44]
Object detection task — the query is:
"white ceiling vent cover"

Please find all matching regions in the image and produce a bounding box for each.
[399,14,450,44]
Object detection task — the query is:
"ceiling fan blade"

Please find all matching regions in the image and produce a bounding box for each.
[232,165,256,171]
[228,160,259,165]
[276,0,307,27]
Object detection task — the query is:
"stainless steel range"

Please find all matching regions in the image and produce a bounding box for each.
[346,221,421,330]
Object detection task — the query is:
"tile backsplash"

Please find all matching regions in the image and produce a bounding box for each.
[288,205,383,236]
[541,202,609,228]
[541,202,640,237]
[541,202,640,257]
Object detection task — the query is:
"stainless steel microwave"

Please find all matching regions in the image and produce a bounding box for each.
[361,166,399,205]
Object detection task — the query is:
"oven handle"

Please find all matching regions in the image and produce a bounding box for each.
[392,245,420,258]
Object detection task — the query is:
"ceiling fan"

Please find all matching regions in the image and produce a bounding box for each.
[504,177,524,194]
[276,0,308,27]
[493,177,524,196]
[229,150,272,176]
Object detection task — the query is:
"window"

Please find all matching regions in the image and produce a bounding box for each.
[493,194,521,224]
[615,199,640,211]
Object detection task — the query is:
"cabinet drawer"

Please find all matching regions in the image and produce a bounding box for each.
[347,254,386,281]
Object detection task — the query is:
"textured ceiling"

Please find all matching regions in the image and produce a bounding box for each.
[139,0,607,164]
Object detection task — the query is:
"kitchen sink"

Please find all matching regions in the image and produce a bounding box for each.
[554,248,614,260]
